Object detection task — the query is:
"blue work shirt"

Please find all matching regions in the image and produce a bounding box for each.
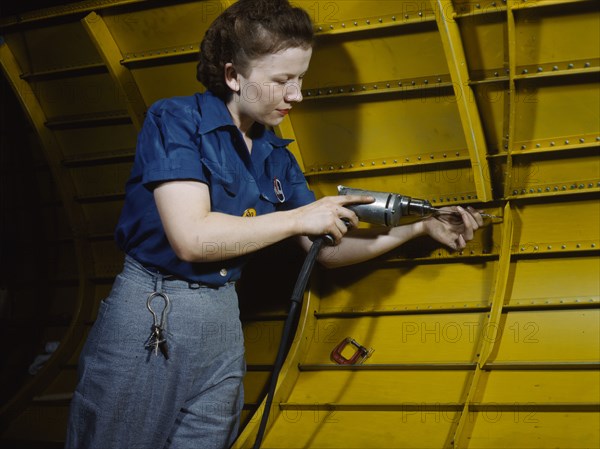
[115,91,315,286]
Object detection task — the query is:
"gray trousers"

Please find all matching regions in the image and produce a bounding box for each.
[66,256,245,449]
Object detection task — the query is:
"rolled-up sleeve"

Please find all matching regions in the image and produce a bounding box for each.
[139,105,207,188]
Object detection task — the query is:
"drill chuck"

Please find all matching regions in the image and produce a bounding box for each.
[337,185,435,227]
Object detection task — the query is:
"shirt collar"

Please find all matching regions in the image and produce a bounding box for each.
[196,91,293,148]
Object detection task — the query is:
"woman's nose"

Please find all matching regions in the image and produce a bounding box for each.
[284,83,303,103]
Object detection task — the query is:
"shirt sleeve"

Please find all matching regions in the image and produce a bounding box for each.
[138,103,207,189]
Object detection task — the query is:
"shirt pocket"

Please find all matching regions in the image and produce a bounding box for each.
[201,158,241,197]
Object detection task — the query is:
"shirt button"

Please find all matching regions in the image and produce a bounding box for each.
[219,268,228,277]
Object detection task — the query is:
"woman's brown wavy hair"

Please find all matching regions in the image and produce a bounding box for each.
[197,0,314,101]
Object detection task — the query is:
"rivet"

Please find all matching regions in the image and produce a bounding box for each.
[339,88,344,93]
[430,154,434,159]
[529,189,534,193]
[360,163,365,167]
[579,138,585,143]
[405,158,410,162]
[476,3,481,8]
[349,164,354,168]
[538,188,542,192]
[554,186,558,191]
[327,89,333,94]
[342,23,346,27]
[373,85,378,89]
[366,19,370,24]
[494,71,499,76]
[597,137,600,141]
[386,83,390,88]
[418,11,423,16]
[382,160,386,164]
[568,63,574,69]
[537,67,543,72]
[424,79,429,84]
[553,65,559,71]
[592,243,596,248]
[562,186,566,190]
[417,156,422,160]
[513,190,518,195]
[405,14,409,19]
[398,81,402,86]
[522,69,528,74]
[545,187,550,191]
[561,245,566,249]
[306,91,312,96]
[547,245,552,249]
[589,183,593,188]
[378,18,383,23]
[534,246,538,250]
[576,244,581,248]
[354,21,358,26]
[456,152,460,156]
[329,165,334,170]
[350,87,355,92]
[584,62,591,67]
[521,145,526,149]
[443,153,447,158]
[318,90,322,95]
[371,161,375,165]
[536,143,541,148]
[565,140,569,144]
[411,80,416,85]
[492,1,496,5]
[362,86,366,90]
[392,16,396,21]
[340,165,344,169]
[394,159,398,163]
[437,78,442,82]
[330,25,334,29]
[579,184,584,189]
[550,141,555,146]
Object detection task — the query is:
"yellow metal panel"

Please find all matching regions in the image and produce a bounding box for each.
[492,309,600,362]
[466,411,599,449]
[55,125,137,159]
[514,80,600,144]
[459,14,506,77]
[515,3,599,67]
[508,257,600,305]
[305,314,486,364]
[101,2,231,56]
[286,371,471,404]
[303,24,448,89]
[262,410,459,449]
[292,95,467,172]
[481,371,600,403]
[318,261,497,314]
[2,22,102,74]
[31,73,131,120]
[131,61,203,106]
[512,200,600,249]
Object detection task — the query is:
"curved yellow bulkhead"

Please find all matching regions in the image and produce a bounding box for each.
[0,1,598,448]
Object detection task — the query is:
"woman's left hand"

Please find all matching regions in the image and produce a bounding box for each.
[422,206,484,250]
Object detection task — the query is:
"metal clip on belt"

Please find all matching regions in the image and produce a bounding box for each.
[330,337,374,365]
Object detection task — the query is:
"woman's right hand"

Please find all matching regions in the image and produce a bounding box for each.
[291,195,374,244]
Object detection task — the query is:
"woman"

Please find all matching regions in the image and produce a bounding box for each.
[66,0,482,448]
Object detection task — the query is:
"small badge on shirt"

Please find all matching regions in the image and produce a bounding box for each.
[273,177,285,203]
[242,208,257,217]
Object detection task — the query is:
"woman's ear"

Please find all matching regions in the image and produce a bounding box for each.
[224,63,240,92]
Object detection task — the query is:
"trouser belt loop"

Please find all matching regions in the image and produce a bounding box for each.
[154,274,164,294]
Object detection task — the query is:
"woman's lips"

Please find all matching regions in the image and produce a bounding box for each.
[277,109,290,116]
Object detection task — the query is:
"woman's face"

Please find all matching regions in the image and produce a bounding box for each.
[225,46,312,131]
